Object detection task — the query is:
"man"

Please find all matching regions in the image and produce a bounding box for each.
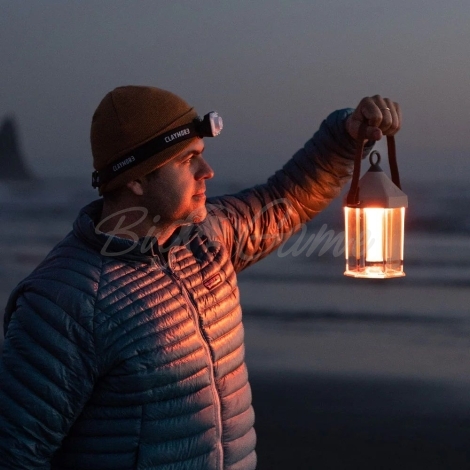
[0,86,400,469]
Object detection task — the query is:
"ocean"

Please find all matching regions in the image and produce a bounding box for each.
[2,177,470,303]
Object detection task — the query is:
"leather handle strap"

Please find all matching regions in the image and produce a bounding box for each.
[386,135,401,189]
[346,124,401,206]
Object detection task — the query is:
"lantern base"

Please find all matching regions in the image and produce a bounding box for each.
[344,266,405,279]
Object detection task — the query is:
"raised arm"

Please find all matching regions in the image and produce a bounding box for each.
[206,96,401,272]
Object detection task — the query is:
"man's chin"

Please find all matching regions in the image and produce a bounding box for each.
[191,206,207,224]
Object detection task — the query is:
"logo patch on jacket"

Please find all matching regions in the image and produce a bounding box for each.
[204,273,223,290]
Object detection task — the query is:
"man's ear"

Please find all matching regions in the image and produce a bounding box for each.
[126,179,145,196]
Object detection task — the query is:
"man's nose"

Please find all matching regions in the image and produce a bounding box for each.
[196,158,215,180]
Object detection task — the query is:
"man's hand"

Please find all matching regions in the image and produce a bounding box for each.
[345,95,401,141]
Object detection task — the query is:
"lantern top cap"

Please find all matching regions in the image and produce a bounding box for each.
[346,151,408,208]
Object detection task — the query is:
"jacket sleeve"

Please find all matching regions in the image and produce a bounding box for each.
[0,283,98,469]
[205,108,373,272]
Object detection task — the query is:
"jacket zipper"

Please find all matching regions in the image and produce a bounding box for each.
[162,263,224,470]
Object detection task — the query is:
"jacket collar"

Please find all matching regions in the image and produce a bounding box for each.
[73,199,198,263]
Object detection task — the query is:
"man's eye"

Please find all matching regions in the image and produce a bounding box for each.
[185,153,201,163]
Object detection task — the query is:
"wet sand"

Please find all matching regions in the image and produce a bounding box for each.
[243,315,470,469]
[251,372,470,470]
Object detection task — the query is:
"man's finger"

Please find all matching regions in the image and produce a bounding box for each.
[356,97,382,127]
[346,115,382,141]
[346,96,402,141]
[382,98,400,135]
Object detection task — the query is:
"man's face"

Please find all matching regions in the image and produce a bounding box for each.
[140,138,214,231]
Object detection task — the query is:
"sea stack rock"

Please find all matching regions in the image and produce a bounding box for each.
[0,116,32,180]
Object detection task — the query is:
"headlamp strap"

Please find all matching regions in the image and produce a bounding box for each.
[92,121,199,188]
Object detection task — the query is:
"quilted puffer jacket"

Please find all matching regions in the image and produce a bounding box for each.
[0,109,369,469]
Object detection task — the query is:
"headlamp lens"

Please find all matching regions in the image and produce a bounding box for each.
[208,111,223,136]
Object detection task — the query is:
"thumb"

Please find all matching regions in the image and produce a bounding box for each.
[346,115,382,141]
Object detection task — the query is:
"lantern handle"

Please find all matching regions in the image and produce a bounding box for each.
[346,123,402,206]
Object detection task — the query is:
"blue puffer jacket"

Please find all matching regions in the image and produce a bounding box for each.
[0,109,368,469]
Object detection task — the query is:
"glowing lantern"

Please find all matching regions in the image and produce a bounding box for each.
[344,132,408,279]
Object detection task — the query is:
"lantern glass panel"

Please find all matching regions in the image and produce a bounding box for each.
[344,206,405,278]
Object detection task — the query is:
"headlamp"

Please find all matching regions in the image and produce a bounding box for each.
[92,110,223,189]
[195,111,223,137]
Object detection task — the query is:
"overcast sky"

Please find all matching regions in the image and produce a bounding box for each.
[1,1,470,185]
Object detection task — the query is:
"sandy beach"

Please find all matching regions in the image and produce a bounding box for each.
[245,315,470,470]
[250,371,470,470]
[242,313,470,469]
[237,262,470,470]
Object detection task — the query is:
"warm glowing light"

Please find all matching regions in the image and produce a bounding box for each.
[343,138,407,279]
[400,207,405,260]
[365,208,384,262]
[344,207,406,279]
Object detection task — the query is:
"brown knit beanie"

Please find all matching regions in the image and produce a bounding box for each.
[91,85,198,193]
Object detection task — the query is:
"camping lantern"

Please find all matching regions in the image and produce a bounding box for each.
[344,131,408,279]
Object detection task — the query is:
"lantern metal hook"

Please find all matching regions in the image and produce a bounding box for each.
[369,150,381,166]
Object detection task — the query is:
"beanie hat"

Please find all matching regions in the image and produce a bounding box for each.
[91,85,198,193]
